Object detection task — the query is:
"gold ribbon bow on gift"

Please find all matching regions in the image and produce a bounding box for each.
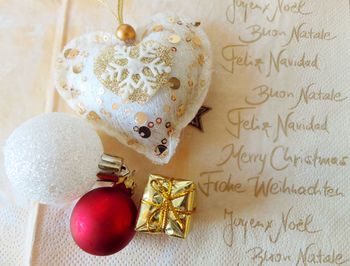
[141,177,195,233]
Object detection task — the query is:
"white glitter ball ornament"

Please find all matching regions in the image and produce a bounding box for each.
[3,112,103,205]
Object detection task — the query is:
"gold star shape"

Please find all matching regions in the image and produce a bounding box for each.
[189,106,211,132]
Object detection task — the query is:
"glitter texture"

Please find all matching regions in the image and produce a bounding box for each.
[55,13,212,164]
[94,40,173,103]
[3,113,103,205]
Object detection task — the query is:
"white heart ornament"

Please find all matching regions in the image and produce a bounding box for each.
[55,13,212,164]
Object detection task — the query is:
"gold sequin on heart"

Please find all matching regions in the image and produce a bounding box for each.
[77,102,86,115]
[198,54,205,65]
[163,105,171,113]
[199,79,206,89]
[167,127,174,136]
[72,63,83,74]
[64,48,79,59]
[69,87,81,98]
[192,36,202,47]
[134,112,148,125]
[100,108,112,118]
[95,35,103,43]
[177,105,186,117]
[58,80,68,90]
[168,34,181,44]
[127,138,139,145]
[87,111,101,121]
[153,25,164,32]
[169,77,180,90]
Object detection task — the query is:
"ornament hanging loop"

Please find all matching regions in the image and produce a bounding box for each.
[96,0,136,43]
[117,0,124,25]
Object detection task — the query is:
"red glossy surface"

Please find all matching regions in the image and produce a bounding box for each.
[70,187,137,256]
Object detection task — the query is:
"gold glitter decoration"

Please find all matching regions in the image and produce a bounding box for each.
[127,89,150,104]
[112,103,119,110]
[72,63,83,74]
[163,105,171,113]
[100,108,112,118]
[153,25,164,32]
[188,79,194,88]
[87,111,101,121]
[192,36,202,47]
[168,34,181,44]
[127,138,139,145]
[58,80,68,91]
[135,112,148,125]
[198,54,205,65]
[167,127,174,136]
[199,79,206,89]
[177,104,186,117]
[169,77,180,90]
[171,94,177,101]
[64,48,79,59]
[70,87,81,98]
[95,35,103,43]
[94,40,173,104]
[77,102,86,115]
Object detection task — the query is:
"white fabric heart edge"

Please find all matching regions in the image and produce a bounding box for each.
[55,13,212,165]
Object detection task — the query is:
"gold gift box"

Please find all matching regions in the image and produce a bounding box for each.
[135,174,196,239]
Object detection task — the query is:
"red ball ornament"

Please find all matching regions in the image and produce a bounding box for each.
[70,186,137,256]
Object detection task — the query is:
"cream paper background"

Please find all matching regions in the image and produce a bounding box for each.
[0,0,349,265]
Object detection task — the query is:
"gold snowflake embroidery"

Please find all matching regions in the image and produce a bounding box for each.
[94,41,173,104]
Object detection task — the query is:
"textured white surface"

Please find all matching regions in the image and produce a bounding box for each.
[4,113,103,204]
[55,13,212,164]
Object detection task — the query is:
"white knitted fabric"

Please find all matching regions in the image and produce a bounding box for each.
[55,13,212,164]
